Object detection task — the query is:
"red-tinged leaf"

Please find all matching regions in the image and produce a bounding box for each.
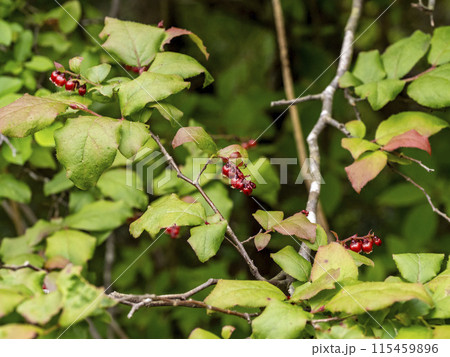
[172,126,217,155]
[382,129,431,155]
[254,232,271,251]
[272,213,317,242]
[163,27,210,59]
[345,151,388,193]
[0,94,69,137]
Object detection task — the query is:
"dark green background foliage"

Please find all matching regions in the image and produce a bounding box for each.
[0,0,449,338]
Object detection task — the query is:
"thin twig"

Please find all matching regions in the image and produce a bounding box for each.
[403,65,436,82]
[149,130,265,281]
[69,103,102,117]
[194,158,213,185]
[390,165,450,223]
[270,94,323,107]
[1,200,26,235]
[158,278,218,300]
[86,318,102,339]
[1,262,45,272]
[18,203,38,225]
[392,152,434,172]
[326,116,352,137]
[344,88,362,121]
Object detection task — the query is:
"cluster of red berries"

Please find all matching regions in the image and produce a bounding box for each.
[241,139,257,150]
[344,233,382,254]
[165,224,180,239]
[301,209,309,216]
[50,70,86,96]
[221,153,256,196]
[124,65,149,74]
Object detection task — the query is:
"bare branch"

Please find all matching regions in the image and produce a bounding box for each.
[344,88,363,121]
[109,280,255,323]
[271,94,323,107]
[149,130,266,281]
[390,165,450,223]
[326,116,352,137]
[303,0,363,260]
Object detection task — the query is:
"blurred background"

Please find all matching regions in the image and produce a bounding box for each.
[1,0,449,338]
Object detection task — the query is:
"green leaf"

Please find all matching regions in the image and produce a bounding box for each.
[100,17,166,67]
[24,56,54,72]
[29,145,56,169]
[252,210,284,230]
[341,138,380,160]
[0,76,22,98]
[149,102,184,125]
[355,79,405,110]
[272,212,317,242]
[271,246,311,282]
[2,136,32,165]
[172,126,217,155]
[428,26,450,65]
[97,169,148,210]
[45,230,96,265]
[43,170,74,196]
[310,242,358,282]
[55,116,121,189]
[34,122,63,148]
[0,289,26,318]
[251,300,309,339]
[429,284,450,319]
[0,237,32,261]
[217,144,248,161]
[14,30,33,62]
[204,279,285,309]
[291,268,340,301]
[377,183,424,207]
[303,224,328,251]
[64,200,132,232]
[221,326,235,339]
[348,250,374,267]
[85,63,111,83]
[57,266,107,327]
[118,72,189,117]
[0,20,12,46]
[247,157,280,205]
[130,194,206,238]
[16,291,62,325]
[403,204,438,250]
[0,94,68,137]
[352,50,386,83]
[188,221,227,263]
[49,1,81,34]
[396,326,433,339]
[24,219,63,246]
[69,56,83,73]
[393,253,444,283]
[0,173,31,203]
[254,232,271,251]
[345,151,387,193]
[0,269,46,296]
[407,63,450,108]
[433,326,450,339]
[375,111,448,145]
[326,282,433,314]
[118,121,150,158]
[149,52,213,87]
[0,324,41,339]
[426,268,450,292]
[338,71,362,88]
[382,30,431,79]
[345,120,366,138]
[189,328,220,339]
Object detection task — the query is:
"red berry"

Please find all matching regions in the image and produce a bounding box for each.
[54,74,66,87]
[222,163,231,177]
[78,84,87,96]
[132,66,140,73]
[230,177,244,189]
[362,239,373,253]
[373,236,382,246]
[124,65,133,71]
[51,70,60,82]
[241,142,249,149]
[301,209,309,216]
[165,225,180,239]
[349,240,362,253]
[242,182,253,196]
[247,139,257,147]
[65,80,76,91]
[249,181,256,189]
